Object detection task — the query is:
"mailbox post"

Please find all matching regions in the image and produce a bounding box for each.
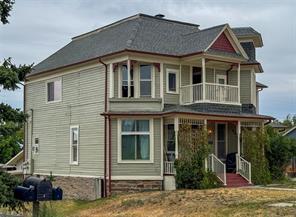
[14,176,63,217]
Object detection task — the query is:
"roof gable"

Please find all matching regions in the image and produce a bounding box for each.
[210,32,236,53]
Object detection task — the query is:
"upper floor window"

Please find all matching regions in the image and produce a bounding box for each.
[166,69,179,94]
[121,65,134,98]
[140,64,152,97]
[119,119,153,163]
[70,125,79,165]
[47,79,62,102]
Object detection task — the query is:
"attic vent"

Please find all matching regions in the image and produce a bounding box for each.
[155,14,165,18]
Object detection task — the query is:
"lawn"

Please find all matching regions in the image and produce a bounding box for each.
[39,188,296,217]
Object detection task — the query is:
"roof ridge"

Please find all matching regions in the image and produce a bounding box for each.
[72,14,141,41]
[126,17,142,48]
[182,23,226,37]
[137,13,200,28]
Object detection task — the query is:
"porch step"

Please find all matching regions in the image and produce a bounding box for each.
[226,173,251,188]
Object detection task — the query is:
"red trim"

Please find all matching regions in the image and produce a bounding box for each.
[102,111,274,120]
[99,59,108,198]
[210,32,236,53]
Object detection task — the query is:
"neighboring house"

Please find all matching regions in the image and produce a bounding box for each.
[24,14,273,199]
[283,127,296,177]
[268,121,288,132]
[0,151,24,178]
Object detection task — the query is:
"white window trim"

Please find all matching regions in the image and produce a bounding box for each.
[166,68,179,94]
[45,78,62,104]
[117,119,154,164]
[216,74,227,84]
[69,125,79,165]
[139,64,153,97]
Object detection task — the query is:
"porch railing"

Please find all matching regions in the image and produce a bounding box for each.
[207,154,227,185]
[236,154,252,184]
[164,161,175,175]
[180,83,239,104]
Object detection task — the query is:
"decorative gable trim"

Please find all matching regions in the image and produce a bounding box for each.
[210,32,236,52]
[205,24,249,60]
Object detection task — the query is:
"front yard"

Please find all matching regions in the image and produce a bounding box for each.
[40,187,296,217]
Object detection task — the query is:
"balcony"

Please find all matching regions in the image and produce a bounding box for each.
[180,83,239,104]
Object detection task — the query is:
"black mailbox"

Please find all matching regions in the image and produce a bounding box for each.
[14,186,36,202]
[52,187,63,200]
[23,177,52,201]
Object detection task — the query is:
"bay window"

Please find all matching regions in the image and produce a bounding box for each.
[140,64,152,97]
[119,119,153,162]
[121,64,134,97]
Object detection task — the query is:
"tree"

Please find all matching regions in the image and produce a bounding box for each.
[0,1,32,212]
[282,114,296,128]
[0,0,14,24]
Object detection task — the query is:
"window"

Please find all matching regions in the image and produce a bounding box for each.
[166,124,175,161]
[47,79,62,102]
[140,64,152,97]
[119,120,153,162]
[70,126,79,165]
[166,69,179,93]
[121,65,134,97]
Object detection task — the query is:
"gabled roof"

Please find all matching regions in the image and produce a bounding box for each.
[283,126,296,136]
[232,27,263,47]
[30,14,256,77]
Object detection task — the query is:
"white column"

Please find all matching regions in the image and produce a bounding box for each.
[179,64,182,104]
[160,118,164,177]
[237,63,241,103]
[202,58,206,101]
[109,63,114,98]
[160,63,164,110]
[174,117,179,159]
[237,120,241,173]
[127,59,131,97]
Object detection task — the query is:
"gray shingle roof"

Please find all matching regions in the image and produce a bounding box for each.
[232,27,261,37]
[30,14,256,76]
[256,81,268,88]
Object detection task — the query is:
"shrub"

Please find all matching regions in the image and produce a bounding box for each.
[243,128,271,185]
[266,126,296,180]
[174,124,220,189]
[0,171,24,212]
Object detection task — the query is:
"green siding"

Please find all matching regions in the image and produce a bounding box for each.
[163,64,179,104]
[25,65,105,177]
[228,70,238,86]
[111,118,162,176]
[240,70,251,104]
[206,68,215,83]
[181,65,190,86]
[109,99,162,111]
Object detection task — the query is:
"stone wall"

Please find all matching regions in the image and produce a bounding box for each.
[52,176,102,200]
[111,180,163,194]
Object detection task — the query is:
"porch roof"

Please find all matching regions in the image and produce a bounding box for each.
[103,107,274,121]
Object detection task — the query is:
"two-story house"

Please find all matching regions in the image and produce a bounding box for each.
[24,14,273,199]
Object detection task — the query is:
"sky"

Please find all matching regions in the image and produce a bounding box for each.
[0,0,295,120]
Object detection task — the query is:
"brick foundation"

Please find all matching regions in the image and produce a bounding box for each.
[52,176,102,200]
[111,180,163,194]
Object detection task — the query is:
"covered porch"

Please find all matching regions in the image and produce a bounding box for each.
[163,115,265,186]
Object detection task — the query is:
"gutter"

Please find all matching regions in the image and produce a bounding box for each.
[99,58,108,198]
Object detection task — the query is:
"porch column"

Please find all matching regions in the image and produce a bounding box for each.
[127,59,131,97]
[237,120,241,173]
[237,63,241,103]
[109,63,114,98]
[174,117,179,159]
[202,58,206,101]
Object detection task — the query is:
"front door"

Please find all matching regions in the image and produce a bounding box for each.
[216,123,227,160]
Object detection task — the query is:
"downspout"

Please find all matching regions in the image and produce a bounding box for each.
[226,64,234,85]
[99,58,108,197]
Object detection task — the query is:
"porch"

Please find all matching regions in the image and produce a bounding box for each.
[163,116,263,187]
[179,58,241,105]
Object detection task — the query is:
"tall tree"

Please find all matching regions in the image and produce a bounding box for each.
[0,0,14,24]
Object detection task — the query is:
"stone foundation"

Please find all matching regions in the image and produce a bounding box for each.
[111,180,163,194]
[52,176,102,200]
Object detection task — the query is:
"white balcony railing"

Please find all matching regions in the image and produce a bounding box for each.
[164,161,175,175]
[180,83,239,104]
[236,154,252,184]
[207,154,227,185]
